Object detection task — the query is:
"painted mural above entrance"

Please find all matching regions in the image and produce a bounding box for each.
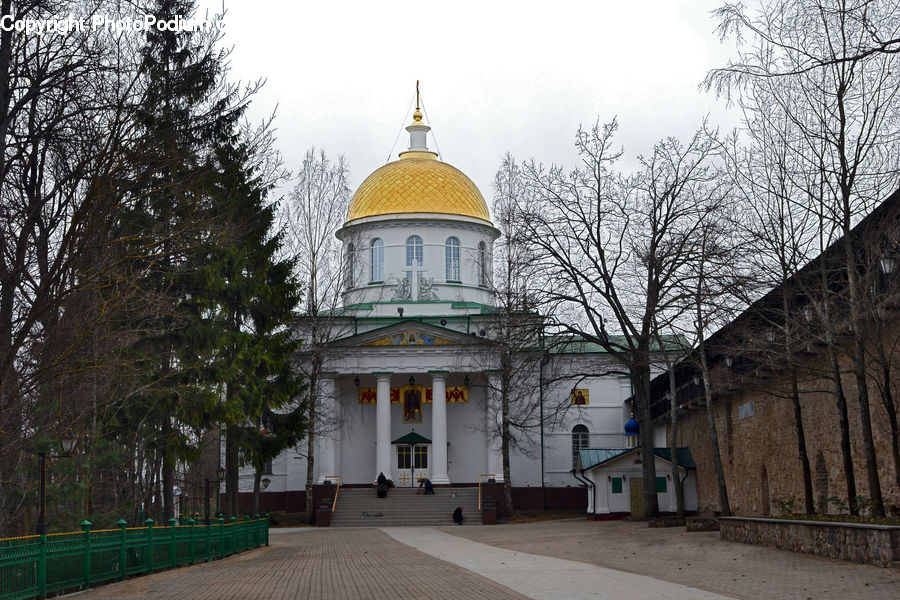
[362,329,455,346]
[358,385,469,404]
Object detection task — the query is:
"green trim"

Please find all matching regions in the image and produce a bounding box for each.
[343,303,374,311]
[428,370,451,374]
[392,431,432,444]
[371,371,394,375]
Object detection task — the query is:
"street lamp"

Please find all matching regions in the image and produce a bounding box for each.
[173,487,182,520]
[215,466,226,517]
[35,434,77,535]
[881,252,896,275]
[261,477,271,490]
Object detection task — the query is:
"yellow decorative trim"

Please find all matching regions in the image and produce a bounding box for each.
[358,386,469,404]
[447,386,468,403]
[359,388,377,404]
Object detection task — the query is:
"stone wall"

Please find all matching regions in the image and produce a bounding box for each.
[720,516,900,567]
[678,327,900,517]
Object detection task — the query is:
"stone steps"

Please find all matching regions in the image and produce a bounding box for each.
[330,487,481,527]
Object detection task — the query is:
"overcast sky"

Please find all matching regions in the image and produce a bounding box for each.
[196,0,748,208]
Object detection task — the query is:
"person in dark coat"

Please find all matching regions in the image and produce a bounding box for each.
[418,477,434,495]
[452,506,463,525]
[376,472,389,498]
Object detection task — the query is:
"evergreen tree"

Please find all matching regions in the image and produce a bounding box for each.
[114,0,240,520]
[197,136,306,519]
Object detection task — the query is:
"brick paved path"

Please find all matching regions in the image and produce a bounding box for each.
[75,529,530,600]
[73,520,900,600]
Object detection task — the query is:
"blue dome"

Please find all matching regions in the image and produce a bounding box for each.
[624,417,640,435]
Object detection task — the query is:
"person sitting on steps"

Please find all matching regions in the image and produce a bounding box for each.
[376,472,389,498]
[452,506,463,525]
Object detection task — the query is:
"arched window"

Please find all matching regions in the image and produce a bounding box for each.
[344,243,355,288]
[477,241,487,286]
[572,424,589,468]
[370,238,384,283]
[406,235,423,267]
[445,237,460,281]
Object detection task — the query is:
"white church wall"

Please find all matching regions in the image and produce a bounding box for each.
[338,393,377,484]
[448,384,489,483]
[339,217,497,308]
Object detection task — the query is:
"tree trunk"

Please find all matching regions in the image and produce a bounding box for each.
[843,236,884,516]
[881,364,900,491]
[252,469,262,516]
[825,315,857,515]
[305,363,319,523]
[789,369,815,514]
[225,424,239,518]
[501,360,514,517]
[162,417,175,521]
[632,360,659,518]
[699,347,730,516]
[667,366,685,518]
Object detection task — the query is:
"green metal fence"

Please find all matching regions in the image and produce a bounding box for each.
[0,515,269,600]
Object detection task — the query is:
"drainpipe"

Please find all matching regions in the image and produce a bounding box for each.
[539,331,546,509]
[581,467,598,514]
[570,469,595,515]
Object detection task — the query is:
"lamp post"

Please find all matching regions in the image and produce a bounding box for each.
[881,252,896,275]
[204,478,211,525]
[35,435,77,535]
[173,486,182,520]
[215,466,225,516]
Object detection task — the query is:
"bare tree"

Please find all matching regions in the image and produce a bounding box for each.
[707,1,900,82]
[707,0,900,516]
[518,121,726,518]
[281,148,352,521]
[482,154,562,515]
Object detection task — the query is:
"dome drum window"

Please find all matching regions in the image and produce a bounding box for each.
[445,237,460,282]
[344,243,355,288]
[370,238,384,283]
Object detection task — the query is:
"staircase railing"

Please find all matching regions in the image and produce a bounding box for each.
[477,473,496,510]
[327,475,342,512]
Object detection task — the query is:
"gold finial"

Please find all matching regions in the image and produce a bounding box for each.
[412,80,423,122]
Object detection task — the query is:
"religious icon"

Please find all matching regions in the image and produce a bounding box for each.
[403,386,423,423]
[571,389,589,405]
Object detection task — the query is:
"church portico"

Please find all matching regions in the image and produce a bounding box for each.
[354,368,477,485]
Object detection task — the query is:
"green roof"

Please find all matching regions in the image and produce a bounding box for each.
[578,447,695,470]
[392,432,431,444]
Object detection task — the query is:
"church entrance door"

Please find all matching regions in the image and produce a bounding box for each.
[394,443,430,487]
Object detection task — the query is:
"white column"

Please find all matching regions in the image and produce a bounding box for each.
[317,376,338,483]
[485,372,505,482]
[375,373,393,480]
[430,372,450,484]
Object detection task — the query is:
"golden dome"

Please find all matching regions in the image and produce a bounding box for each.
[346,155,491,222]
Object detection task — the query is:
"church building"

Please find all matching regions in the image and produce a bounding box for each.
[236,99,692,516]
